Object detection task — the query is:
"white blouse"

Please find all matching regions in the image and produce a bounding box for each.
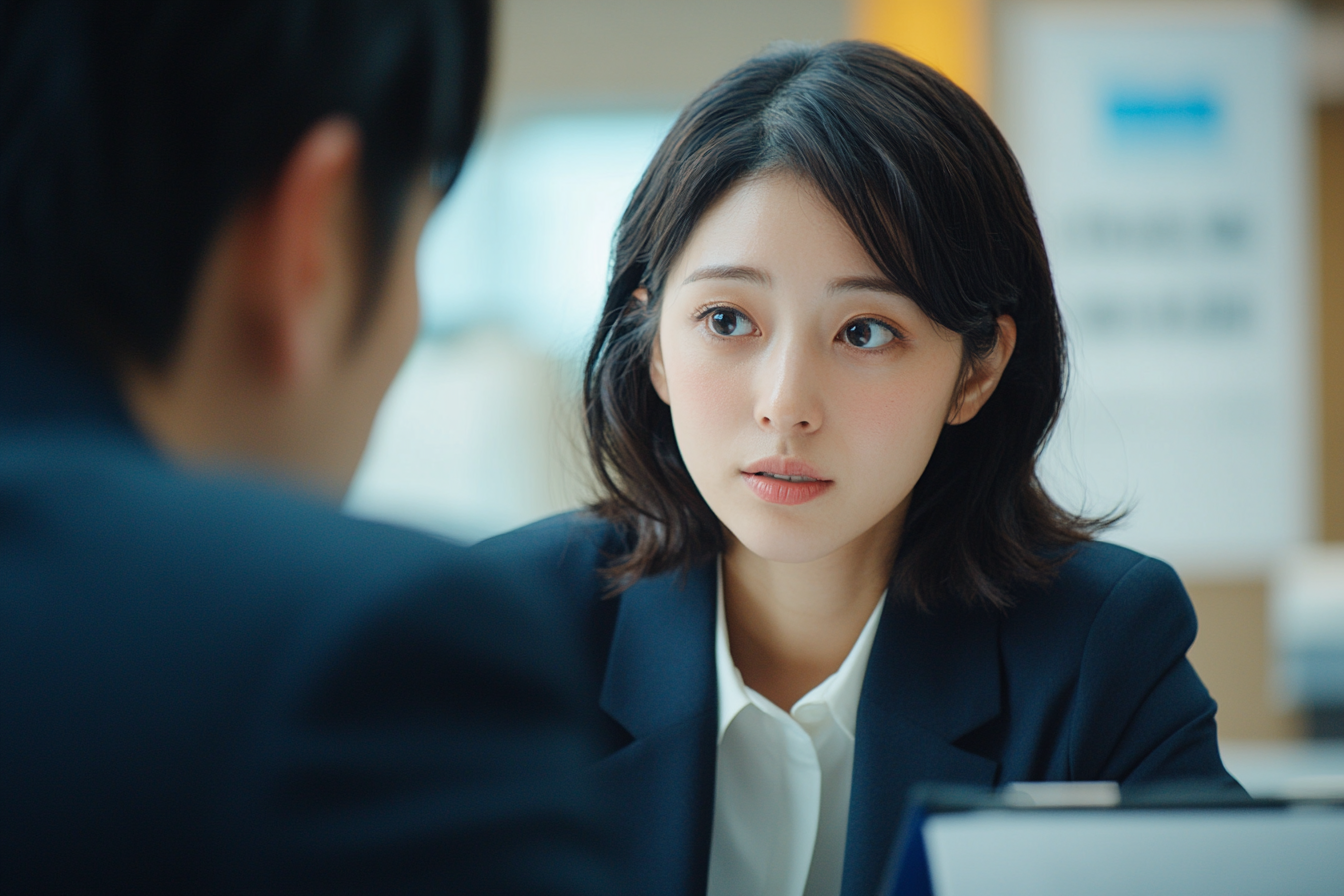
[705,561,887,896]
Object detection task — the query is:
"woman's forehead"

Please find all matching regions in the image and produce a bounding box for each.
[669,171,885,288]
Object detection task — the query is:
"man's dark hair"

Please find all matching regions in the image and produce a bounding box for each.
[0,0,488,367]
[585,40,1112,611]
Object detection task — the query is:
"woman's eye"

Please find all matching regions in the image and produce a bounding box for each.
[708,309,754,337]
[842,319,897,349]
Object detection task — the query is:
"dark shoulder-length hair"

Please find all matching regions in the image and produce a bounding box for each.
[584,40,1109,610]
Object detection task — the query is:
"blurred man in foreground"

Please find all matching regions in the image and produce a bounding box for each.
[0,2,612,892]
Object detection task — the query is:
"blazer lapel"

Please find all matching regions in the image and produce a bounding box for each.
[842,598,1003,896]
[596,560,718,896]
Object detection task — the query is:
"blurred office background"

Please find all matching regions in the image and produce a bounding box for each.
[345,0,1344,794]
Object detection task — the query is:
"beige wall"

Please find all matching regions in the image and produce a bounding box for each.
[1186,581,1301,740]
[489,0,848,121]
[1319,104,1344,544]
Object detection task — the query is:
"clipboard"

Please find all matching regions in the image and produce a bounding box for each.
[880,782,1344,896]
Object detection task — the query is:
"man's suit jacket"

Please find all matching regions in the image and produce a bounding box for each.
[0,325,615,895]
[475,511,1247,896]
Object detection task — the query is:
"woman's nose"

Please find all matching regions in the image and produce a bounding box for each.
[754,337,823,434]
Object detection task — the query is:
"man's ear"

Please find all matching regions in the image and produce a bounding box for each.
[241,117,363,388]
[948,315,1017,425]
[639,288,672,406]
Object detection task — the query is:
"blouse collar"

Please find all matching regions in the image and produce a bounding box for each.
[714,556,887,743]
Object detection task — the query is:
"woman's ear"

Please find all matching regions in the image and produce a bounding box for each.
[638,288,672,406]
[948,315,1017,425]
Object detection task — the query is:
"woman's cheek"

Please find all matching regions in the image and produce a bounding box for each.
[838,373,948,486]
[665,343,749,462]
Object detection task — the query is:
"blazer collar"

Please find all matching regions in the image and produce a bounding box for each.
[599,558,718,740]
[842,596,1003,896]
[596,560,720,896]
[600,563,1002,744]
[597,562,1005,896]
[598,564,1002,741]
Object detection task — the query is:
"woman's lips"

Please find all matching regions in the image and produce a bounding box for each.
[745,456,824,480]
[740,469,833,505]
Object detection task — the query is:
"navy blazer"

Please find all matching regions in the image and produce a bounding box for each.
[475,511,1247,896]
[0,325,615,895]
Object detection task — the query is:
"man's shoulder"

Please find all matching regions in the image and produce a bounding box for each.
[472,509,624,602]
[477,508,617,553]
[0,429,608,895]
[1,426,465,608]
[0,424,499,722]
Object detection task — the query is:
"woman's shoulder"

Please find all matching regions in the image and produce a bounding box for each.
[471,509,624,600]
[991,545,1234,791]
[1050,540,1185,601]
[1009,539,1196,652]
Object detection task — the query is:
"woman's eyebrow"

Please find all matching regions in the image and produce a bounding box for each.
[681,264,771,287]
[828,275,906,297]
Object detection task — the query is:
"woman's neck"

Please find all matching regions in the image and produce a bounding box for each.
[722,508,902,711]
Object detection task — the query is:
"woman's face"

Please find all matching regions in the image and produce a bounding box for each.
[649,170,1009,565]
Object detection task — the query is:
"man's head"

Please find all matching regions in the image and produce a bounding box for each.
[0,0,489,496]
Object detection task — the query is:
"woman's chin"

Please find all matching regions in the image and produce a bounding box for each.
[725,520,851,565]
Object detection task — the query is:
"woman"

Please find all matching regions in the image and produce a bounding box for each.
[474,41,1243,896]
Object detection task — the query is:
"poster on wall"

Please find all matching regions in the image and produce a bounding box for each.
[996,1,1313,574]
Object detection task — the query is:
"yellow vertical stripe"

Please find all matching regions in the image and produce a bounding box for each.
[851,0,990,105]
